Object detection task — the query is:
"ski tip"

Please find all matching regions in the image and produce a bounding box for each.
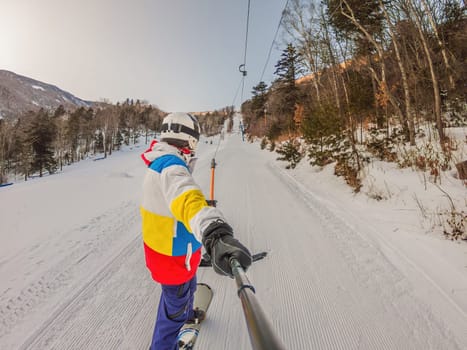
[196,282,212,291]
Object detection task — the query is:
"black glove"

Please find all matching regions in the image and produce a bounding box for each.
[202,220,252,278]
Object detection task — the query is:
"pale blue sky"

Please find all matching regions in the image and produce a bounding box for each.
[0,0,287,112]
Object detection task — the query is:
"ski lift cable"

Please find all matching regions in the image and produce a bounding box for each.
[231,77,244,109]
[240,76,246,108]
[240,0,251,104]
[213,0,252,160]
[259,0,290,83]
[243,0,251,72]
[209,0,252,203]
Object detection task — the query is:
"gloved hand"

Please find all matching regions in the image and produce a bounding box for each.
[202,220,252,278]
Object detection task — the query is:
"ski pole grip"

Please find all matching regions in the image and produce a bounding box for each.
[230,258,287,350]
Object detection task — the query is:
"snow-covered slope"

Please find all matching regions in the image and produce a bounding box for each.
[0,117,466,349]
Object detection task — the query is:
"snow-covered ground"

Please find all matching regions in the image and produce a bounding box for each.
[0,116,466,349]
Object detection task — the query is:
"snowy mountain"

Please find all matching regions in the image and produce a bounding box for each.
[0,70,92,118]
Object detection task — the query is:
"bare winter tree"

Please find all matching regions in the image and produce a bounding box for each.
[0,118,11,183]
[404,0,445,142]
[95,106,118,158]
[283,0,325,105]
[379,0,416,145]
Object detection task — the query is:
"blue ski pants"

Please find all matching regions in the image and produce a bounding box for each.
[150,275,197,350]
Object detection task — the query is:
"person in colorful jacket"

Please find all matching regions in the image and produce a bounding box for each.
[140,112,252,350]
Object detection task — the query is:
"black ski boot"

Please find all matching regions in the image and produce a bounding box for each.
[186,308,205,324]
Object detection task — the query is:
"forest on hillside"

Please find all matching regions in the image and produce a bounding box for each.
[241,0,466,191]
[0,100,233,183]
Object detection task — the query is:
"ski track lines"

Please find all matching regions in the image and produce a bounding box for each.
[196,144,260,350]
[270,162,464,350]
[248,162,383,350]
[0,200,141,349]
[19,237,155,350]
[210,140,370,349]
[195,269,252,350]
[215,134,460,349]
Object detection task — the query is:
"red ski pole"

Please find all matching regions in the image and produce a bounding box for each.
[207,158,217,207]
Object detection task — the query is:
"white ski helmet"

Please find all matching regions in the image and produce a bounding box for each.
[160,112,201,151]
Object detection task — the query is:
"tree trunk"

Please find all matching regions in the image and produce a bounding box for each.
[370,66,383,128]
[379,0,415,145]
[321,10,344,123]
[419,0,455,89]
[340,71,356,141]
[408,0,445,143]
[103,131,107,158]
[455,160,467,180]
[312,77,321,106]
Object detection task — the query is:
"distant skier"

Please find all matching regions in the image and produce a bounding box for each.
[140,112,252,350]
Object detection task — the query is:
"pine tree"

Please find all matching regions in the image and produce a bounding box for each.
[10,116,32,180]
[66,108,82,162]
[251,81,268,118]
[53,104,66,118]
[273,43,303,133]
[275,43,302,85]
[29,109,57,177]
[0,118,7,183]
